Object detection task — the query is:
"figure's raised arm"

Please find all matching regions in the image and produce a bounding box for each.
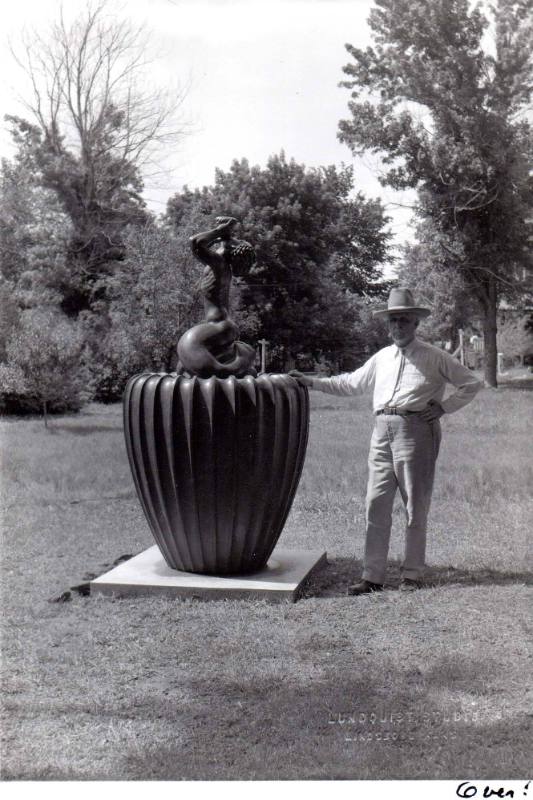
[189,217,238,270]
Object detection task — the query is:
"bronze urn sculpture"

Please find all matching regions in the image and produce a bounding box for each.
[123,217,309,575]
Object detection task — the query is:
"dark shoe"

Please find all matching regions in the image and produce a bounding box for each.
[400,578,423,591]
[347,580,383,596]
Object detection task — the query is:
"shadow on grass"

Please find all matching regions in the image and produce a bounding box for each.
[50,424,124,436]
[111,666,530,780]
[300,557,533,599]
[3,660,529,780]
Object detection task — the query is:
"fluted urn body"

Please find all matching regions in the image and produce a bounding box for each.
[123,373,309,575]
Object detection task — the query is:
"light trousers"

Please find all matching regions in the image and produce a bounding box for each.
[362,414,442,584]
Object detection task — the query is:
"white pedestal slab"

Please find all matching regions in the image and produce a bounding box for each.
[91,545,327,603]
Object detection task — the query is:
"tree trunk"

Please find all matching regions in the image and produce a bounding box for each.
[43,399,48,428]
[482,275,498,388]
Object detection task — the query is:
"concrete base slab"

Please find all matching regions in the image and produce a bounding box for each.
[90,545,327,603]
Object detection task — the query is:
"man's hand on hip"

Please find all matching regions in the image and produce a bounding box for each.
[289,370,313,388]
[418,400,444,422]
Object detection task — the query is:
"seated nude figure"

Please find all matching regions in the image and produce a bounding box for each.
[177,216,258,378]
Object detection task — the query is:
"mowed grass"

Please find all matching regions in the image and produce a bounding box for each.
[1,377,532,780]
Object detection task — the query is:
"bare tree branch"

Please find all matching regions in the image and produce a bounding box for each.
[11,0,190,170]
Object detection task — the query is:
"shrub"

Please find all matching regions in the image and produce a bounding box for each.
[0,308,93,420]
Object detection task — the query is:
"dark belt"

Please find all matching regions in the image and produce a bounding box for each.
[375,406,418,417]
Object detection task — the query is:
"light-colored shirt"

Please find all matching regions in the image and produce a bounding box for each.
[311,338,483,414]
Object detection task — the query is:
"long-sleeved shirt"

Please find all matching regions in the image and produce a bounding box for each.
[311,338,483,414]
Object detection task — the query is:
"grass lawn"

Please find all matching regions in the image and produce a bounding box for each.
[1,374,532,780]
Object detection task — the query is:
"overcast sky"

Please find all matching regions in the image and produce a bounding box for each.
[1,0,417,265]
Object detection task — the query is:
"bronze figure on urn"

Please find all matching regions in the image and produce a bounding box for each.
[177,216,257,379]
[123,216,309,576]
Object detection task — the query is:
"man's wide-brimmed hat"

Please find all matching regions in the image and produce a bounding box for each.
[373,287,431,319]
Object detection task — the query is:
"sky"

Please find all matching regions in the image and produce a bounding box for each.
[0,0,417,267]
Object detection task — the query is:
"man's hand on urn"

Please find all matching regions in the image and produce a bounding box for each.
[289,370,313,388]
[418,400,445,422]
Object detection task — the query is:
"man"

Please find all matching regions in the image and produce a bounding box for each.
[291,287,482,595]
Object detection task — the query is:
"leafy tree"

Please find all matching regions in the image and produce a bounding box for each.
[0,154,74,312]
[0,279,20,362]
[396,220,479,348]
[7,0,188,314]
[338,0,533,386]
[349,295,393,360]
[167,153,391,369]
[1,1,193,408]
[87,220,203,399]
[0,308,92,422]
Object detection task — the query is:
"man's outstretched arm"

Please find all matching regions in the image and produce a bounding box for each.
[290,356,377,396]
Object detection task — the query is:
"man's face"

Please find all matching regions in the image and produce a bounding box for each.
[387,313,419,348]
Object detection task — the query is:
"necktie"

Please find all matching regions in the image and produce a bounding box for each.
[386,348,405,406]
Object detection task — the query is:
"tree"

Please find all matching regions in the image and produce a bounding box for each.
[1,1,193,407]
[396,220,479,348]
[339,0,533,386]
[167,153,391,369]
[0,279,20,362]
[87,219,204,399]
[0,153,74,313]
[8,0,188,314]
